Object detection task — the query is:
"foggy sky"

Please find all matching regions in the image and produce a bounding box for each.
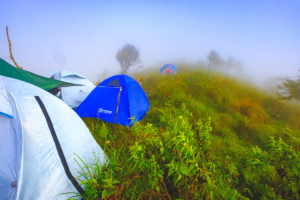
[1,0,300,84]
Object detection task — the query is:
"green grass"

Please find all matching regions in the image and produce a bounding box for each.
[69,67,300,200]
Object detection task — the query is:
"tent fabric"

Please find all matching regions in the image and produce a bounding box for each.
[76,75,150,126]
[0,114,18,199]
[0,76,106,200]
[160,64,177,75]
[45,70,95,108]
[59,70,86,79]
[0,83,13,118]
[0,58,77,91]
[0,83,22,200]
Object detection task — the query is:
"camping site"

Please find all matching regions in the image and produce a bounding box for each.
[1,1,300,199]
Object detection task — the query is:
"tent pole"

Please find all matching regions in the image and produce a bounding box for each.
[112,87,122,134]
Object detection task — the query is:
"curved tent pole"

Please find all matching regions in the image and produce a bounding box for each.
[112,87,122,134]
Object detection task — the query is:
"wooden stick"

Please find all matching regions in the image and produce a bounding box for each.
[6,26,22,69]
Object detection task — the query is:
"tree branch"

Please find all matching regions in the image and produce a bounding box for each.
[6,26,22,69]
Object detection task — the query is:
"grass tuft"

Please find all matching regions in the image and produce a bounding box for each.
[68,67,300,199]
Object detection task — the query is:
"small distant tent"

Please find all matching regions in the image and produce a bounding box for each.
[0,58,77,92]
[45,70,95,109]
[0,75,106,200]
[160,64,176,75]
[76,75,150,126]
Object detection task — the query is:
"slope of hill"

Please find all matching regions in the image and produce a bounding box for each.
[74,68,300,200]
[142,70,300,150]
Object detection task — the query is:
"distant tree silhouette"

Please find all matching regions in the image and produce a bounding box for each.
[116,44,141,74]
[234,61,243,74]
[217,58,226,72]
[276,70,300,101]
[96,69,111,85]
[196,60,207,70]
[207,51,220,72]
[226,57,235,74]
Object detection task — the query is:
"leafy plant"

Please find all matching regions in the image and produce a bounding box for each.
[68,67,300,199]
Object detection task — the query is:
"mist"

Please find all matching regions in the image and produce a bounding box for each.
[1,0,299,85]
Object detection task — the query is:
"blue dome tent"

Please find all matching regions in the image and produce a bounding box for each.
[160,64,176,75]
[76,75,150,126]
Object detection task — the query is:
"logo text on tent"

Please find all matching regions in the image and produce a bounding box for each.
[98,108,112,114]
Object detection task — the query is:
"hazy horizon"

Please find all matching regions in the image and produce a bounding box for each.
[1,0,299,84]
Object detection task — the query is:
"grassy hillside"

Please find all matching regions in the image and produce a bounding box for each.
[142,69,300,150]
[72,68,300,200]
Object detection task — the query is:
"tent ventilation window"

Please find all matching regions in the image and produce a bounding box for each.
[107,78,120,87]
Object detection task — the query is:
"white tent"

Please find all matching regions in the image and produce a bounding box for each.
[0,75,106,200]
[45,70,95,109]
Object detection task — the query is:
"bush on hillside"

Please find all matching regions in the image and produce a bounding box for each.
[70,69,300,199]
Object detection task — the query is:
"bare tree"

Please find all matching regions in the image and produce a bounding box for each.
[95,69,111,85]
[196,60,207,70]
[116,44,141,74]
[226,57,235,74]
[234,61,243,74]
[207,50,220,72]
[6,26,22,69]
[217,58,226,72]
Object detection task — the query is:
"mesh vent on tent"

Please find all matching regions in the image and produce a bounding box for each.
[107,78,120,87]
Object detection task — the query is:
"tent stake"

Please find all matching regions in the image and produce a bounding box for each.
[112,87,122,134]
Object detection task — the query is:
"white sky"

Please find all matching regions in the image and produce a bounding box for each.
[1,0,299,84]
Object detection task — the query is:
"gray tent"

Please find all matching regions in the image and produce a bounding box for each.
[0,75,106,200]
